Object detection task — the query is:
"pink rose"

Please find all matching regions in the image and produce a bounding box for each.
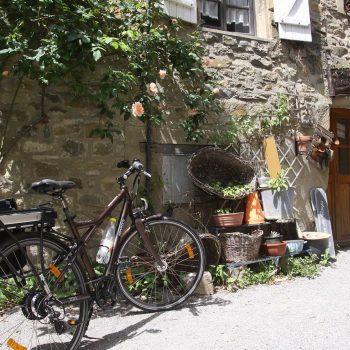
[159,70,167,79]
[202,58,210,66]
[147,82,158,96]
[132,101,144,117]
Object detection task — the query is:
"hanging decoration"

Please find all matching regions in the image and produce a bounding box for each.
[295,124,339,169]
[345,0,350,15]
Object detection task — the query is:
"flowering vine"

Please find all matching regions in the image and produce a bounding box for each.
[0,0,219,142]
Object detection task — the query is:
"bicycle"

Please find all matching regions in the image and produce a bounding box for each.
[0,159,205,350]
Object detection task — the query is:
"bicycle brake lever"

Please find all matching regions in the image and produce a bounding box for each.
[143,170,152,178]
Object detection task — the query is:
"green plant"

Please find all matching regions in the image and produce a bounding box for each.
[208,264,234,287]
[319,249,332,267]
[210,94,290,147]
[267,169,289,192]
[0,0,220,169]
[210,114,258,145]
[261,94,290,132]
[212,182,254,198]
[214,208,233,214]
[236,262,277,288]
[280,255,320,278]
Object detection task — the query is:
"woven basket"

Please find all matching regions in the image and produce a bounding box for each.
[219,229,263,263]
[200,233,221,267]
[187,146,255,200]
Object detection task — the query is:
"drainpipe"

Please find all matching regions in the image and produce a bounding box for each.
[145,120,152,196]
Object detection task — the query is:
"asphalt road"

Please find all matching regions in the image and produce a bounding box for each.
[82,248,350,350]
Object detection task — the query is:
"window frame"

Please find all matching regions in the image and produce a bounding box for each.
[200,0,255,36]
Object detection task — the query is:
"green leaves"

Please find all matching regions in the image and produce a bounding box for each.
[0,0,219,142]
[267,169,289,192]
[212,182,254,199]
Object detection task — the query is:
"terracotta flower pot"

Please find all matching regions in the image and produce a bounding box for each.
[211,212,244,227]
[261,241,287,256]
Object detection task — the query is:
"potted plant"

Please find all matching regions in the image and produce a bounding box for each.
[261,230,287,256]
[211,207,244,227]
[260,169,294,220]
[257,169,270,188]
[262,230,283,244]
[261,240,287,256]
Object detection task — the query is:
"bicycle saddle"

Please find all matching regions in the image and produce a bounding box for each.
[31,179,76,194]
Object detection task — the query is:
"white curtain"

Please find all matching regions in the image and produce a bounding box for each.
[226,8,249,25]
[227,0,248,6]
[201,0,219,20]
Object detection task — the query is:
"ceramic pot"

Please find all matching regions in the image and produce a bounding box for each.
[263,234,283,244]
[261,241,287,256]
[302,232,331,255]
[211,212,244,227]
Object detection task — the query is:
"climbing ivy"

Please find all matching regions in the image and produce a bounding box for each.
[0,0,219,143]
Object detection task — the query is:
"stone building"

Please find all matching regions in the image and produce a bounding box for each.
[1,0,350,248]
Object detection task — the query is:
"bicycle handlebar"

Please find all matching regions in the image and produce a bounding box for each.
[117,159,151,184]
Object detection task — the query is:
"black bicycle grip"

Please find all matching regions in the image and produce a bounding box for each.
[117,160,130,169]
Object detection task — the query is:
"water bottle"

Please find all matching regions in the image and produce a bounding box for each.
[96,218,117,264]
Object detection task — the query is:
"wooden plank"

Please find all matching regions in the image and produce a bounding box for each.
[335,184,350,241]
[263,136,281,178]
[279,23,312,42]
[274,0,312,42]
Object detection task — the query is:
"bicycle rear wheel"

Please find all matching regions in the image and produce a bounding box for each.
[116,218,205,311]
[0,233,89,350]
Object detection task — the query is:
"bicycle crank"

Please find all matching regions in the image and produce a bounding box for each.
[95,277,118,310]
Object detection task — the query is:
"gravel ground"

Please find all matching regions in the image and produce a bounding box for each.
[82,249,350,350]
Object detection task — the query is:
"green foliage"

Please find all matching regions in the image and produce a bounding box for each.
[319,249,332,267]
[0,0,219,142]
[267,169,289,192]
[261,94,290,131]
[212,181,253,198]
[236,262,277,288]
[214,208,233,214]
[210,114,258,145]
[211,94,290,146]
[280,255,320,278]
[209,253,332,292]
[208,264,235,288]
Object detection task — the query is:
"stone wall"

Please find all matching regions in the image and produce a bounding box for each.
[0,0,349,246]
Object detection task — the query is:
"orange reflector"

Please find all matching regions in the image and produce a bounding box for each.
[126,268,133,284]
[7,339,27,350]
[185,244,194,259]
[49,263,64,282]
[68,319,78,326]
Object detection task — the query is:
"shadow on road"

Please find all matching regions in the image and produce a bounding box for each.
[81,294,232,349]
[80,312,162,350]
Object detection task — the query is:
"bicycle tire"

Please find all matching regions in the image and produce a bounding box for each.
[0,232,89,350]
[116,218,205,311]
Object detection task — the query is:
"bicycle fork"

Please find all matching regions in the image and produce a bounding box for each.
[134,218,167,272]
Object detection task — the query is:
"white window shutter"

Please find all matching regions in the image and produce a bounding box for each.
[274,0,312,42]
[163,0,197,24]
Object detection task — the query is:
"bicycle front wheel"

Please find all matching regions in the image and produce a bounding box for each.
[116,219,205,311]
[0,233,89,350]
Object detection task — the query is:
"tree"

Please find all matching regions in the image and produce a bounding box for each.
[0,0,219,168]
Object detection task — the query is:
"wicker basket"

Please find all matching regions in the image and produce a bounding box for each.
[200,233,221,267]
[187,146,255,200]
[219,229,263,263]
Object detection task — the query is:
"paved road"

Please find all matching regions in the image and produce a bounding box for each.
[82,249,350,350]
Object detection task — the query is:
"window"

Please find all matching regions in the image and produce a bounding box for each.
[200,0,255,35]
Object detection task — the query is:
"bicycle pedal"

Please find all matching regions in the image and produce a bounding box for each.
[117,256,132,268]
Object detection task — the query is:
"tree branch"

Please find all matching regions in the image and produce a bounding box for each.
[0,84,48,169]
[0,75,23,162]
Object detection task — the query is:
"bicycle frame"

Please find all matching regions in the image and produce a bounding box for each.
[0,170,164,302]
[50,182,164,292]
